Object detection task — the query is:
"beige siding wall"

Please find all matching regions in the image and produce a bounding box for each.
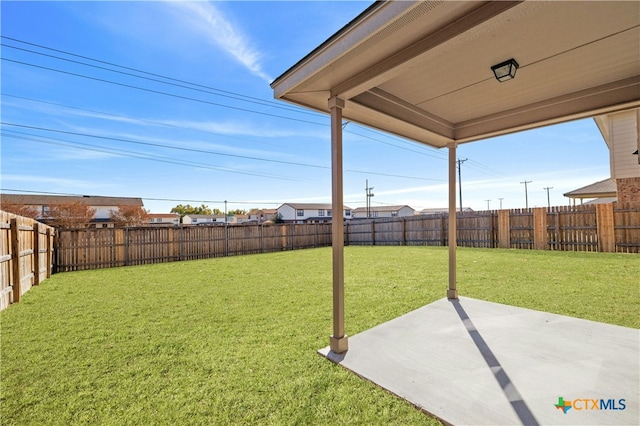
[610,110,640,179]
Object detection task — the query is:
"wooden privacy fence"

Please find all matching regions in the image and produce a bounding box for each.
[347,203,639,253]
[54,203,639,272]
[55,222,333,272]
[0,211,55,311]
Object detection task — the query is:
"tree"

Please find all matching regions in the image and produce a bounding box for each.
[271,213,284,223]
[0,203,39,219]
[170,204,214,218]
[228,209,247,215]
[46,202,96,229]
[110,205,149,227]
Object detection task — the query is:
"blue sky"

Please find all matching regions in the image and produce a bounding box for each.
[1,1,611,213]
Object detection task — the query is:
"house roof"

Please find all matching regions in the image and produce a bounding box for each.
[183,214,225,219]
[352,205,414,213]
[563,178,617,199]
[247,208,278,215]
[584,197,617,205]
[272,1,640,148]
[420,207,474,214]
[0,194,144,207]
[278,203,352,210]
[147,213,179,218]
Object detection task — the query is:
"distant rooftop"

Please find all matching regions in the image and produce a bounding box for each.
[563,178,617,199]
[1,193,144,207]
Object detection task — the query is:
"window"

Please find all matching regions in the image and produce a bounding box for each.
[42,205,50,216]
[192,218,198,223]
[327,210,332,216]
[318,209,325,216]
[345,210,350,216]
[372,211,378,217]
[296,209,304,217]
[391,211,398,217]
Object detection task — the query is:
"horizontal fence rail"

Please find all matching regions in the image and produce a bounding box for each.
[53,203,639,272]
[0,211,55,311]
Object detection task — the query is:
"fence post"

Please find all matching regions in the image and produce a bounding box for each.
[46,228,53,278]
[498,210,510,248]
[596,203,615,252]
[402,218,407,246]
[291,223,295,250]
[10,218,21,303]
[371,221,376,246]
[114,228,125,266]
[33,223,40,286]
[344,222,350,246]
[489,212,496,248]
[533,208,548,250]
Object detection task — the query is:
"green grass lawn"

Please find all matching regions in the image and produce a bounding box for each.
[2,247,638,425]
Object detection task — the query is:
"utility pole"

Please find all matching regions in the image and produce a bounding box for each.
[485,199,491,211]
[365,180,374,218]
[498,198,504,209]
[543,187,553,209]
[457,158,467,213]
[520,180,532,208]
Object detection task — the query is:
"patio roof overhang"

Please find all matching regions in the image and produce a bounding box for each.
[271,0,640,354]
[272,0,640,148]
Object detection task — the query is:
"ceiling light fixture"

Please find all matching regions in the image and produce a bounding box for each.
[491,58,519,82]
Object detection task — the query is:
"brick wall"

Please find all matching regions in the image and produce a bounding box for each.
[617,177,640,203]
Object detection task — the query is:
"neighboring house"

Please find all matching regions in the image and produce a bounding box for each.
[563,178,618,205]
[593,110,640,203]
[247,208,278,223]
[351,205,415,219]
[182,214,226,225]
[0,194,144,228]
[276,203,352,223]
[419,207,474,215]
[147,213,180,226]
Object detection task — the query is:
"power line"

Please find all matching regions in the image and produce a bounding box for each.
[2,122,447,181]
[2,130,301,181]
[1,37,492,183]
[4,93,452,169]
[2,127,444,183]
[1,122,329,170]
[0,188,282,206]
[1,36,508,179]
[1,36,318,116]
[2,93,276,146]
[2,58,328,127]
[4,33,462,166]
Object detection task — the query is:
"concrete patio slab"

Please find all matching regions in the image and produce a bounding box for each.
[319,297,639,425]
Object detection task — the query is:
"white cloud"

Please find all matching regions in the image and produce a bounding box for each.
[168,1,272,83]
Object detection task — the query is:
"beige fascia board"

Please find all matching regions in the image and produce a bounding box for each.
[454,76,640,143]
[271,1,414,99]
[593,115,612,150]
[564,192,617,199]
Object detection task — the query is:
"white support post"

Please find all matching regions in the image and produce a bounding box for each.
[329,96,348,353]
[447,141,458,299]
